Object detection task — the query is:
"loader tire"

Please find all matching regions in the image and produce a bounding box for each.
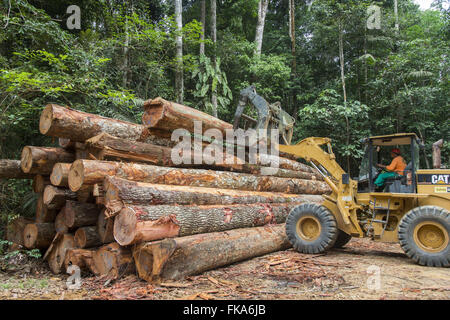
[333,230,352,248]
[398,206,450,267]
[286,203,338,254]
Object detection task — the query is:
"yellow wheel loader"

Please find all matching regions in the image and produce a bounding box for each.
[279,133,450,267]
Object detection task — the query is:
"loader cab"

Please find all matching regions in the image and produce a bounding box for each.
[357,133,422,193]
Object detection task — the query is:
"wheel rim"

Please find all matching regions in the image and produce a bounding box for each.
[413,221,449,253]
[296,216,321,241]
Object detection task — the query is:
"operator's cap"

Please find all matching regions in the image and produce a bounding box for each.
[391,148,401,155]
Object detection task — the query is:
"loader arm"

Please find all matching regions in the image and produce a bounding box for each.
[279,137,364,237]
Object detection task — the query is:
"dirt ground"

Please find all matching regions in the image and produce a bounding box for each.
[0,238,449,300]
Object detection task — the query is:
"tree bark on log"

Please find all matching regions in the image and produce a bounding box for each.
[23,222,56,249]
[133,224,290,282]
[0,159,34,179]
[20,146,74,175]
[64,248,99,275]
[93,243,135,278]
[45,233,75,274]
[69,160,330,195]
[55,209,70,234]
[114,201,319,246]
[103,176,323,217]
[6,217,34,247]
[39,104,171,146]
[36,193,58,223]
[32,175,51,193]
[64,200,100,228]
[97,210,114,244]
[50,163,72,187]
[43,185,77,210]
[142,97,232,134]
[74,226,102,248]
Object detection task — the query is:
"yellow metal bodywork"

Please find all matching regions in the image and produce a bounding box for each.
[279,137,450,244]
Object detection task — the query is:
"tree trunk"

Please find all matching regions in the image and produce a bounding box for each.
[50,163,72,187]
[39,104,171,146]
[114,201,320,246]
[432,139,443,169]
[133,224,290,282]
[74,226,102,248]
[338,21,351,174]
[93,242,135,279]
[0,159,34,179]
[69,160,329,195]
[32,175,51,193]
[97,209,115,244]
[104,176,324,217]
[23,222,56,249]
[254,0,269,56]
[45,233,75,274]
[175,0,184,104]
[210,0,218,117]
[64,248,99,275]
[6,217,34,247]
[64,200,100,228]
[142,97,232,134]
[36,193,58,223]
[20,146,74,175]
[199,0,206,56]
[43,185,77,210]
[394,0,399,32]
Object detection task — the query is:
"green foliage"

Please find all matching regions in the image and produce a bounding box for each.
[191,55,232,115]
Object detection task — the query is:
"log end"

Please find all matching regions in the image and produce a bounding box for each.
[113,208,137,246]
[20,146,33,173]
[23,224,38,249]
[43,185,57,205]
[74,228,86,248]
[39,104,55,135]
[50,163,67,186]
[142,99,165,127]
[68,160,84,192]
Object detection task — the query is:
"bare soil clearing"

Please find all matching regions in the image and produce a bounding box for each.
[0,238,448,300]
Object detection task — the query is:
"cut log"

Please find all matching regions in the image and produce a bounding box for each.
[142,97,233,134]
[32,175,51,193]
[36,194,58,223]
[45,233,75,274]
[64,200,99,228]
[59,138,74,150]
[76,185,94,203]
[43,185,77,210]
[74,226,102,248]
[114,201,320,246]
[69,160,330,194]
[39,104,171,146]
[6,217,34,247]
[103,176,323,217]
[133,224,290,282]
[50,163,72,187]
[64,249,98,275]
[93,243,135,278]
[20,146,75,175]
[97,210,114,243]
[23,223,56,249]
[55,209,70,234]
[0,159,34,179]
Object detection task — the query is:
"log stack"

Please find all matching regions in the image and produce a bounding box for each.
[2,99,330,283]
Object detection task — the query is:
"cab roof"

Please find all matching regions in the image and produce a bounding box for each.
[363,133,420,146]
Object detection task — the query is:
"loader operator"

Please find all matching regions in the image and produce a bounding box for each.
[375,148,406,189]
